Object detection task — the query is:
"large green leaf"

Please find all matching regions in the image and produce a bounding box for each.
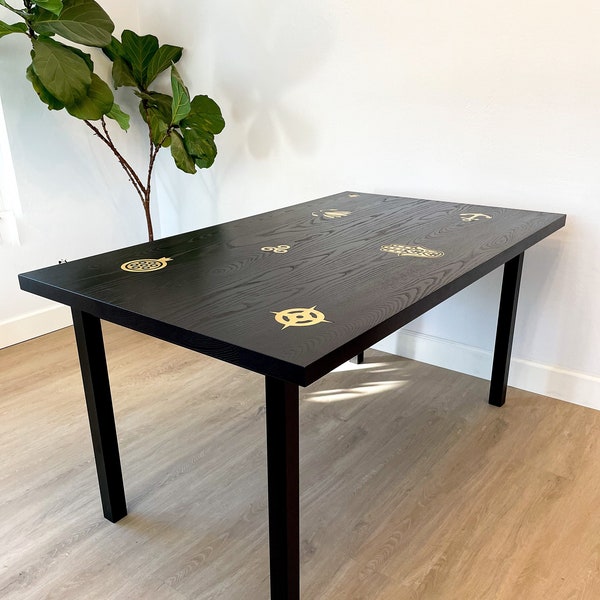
[145,106,170,146]
[26,63,65,110]
[0,21,27,38]
[32,0,114,47]
[120,29,158,89]
[136,90,172,123]
[101,35,123,61]
[32,38,92,106]
[170,65,190,125]
[111,56,137,88]
[35,0,63,16]
[170,131,196,174]
[106,102,130,131]
[64,42,94,71]
[145,44,182,87]
[66,72,113,120]
[181,95,225,135]
[182,128,217,169]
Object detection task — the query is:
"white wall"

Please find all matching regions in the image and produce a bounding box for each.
[2,1,599,408]
[139,1,599,407]
[0,4,153,345]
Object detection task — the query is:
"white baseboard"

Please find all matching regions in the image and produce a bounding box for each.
[374,330,600,412]
[4,310,599,412]
[0,305,72,349]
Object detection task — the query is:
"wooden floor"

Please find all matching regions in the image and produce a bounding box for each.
[2,325,600,599]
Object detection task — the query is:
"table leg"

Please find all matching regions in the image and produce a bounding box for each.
[489,253,524,407]
[71,309,127,522]
[265,377,300,600]
[350,351,365,364]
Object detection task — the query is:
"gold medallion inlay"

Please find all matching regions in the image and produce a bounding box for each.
[312,209,352,219]
[380,244,444,259]
[120,257,173,272]
[460,213,492,222]
[272,306,331,329]
[261,245,291,254]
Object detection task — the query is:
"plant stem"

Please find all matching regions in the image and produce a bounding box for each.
[144,145,159,242]
[99,118,146,198]
[5,0,37,38]
[83,118,155,241]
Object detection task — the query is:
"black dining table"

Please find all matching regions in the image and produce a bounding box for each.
[19,191,566,600]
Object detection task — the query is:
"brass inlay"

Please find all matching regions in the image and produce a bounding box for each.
[120,257,173,272]
[272,306,331,329]
[380,244,444,259]
[311,209,352,219]
[261,245,291,254]
[348,193,360,197]
[460,213,492,222]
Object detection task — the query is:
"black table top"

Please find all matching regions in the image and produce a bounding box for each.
[19,191,565,386]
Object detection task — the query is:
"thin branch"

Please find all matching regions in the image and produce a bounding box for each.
[25,22,36,39]
[4,0,37,37]
[84,119,146,203]
[145,140,162,205]
[140,101,156,206]
[144,132,155,205]
[100,117,147,196]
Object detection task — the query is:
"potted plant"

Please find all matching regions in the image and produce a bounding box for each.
[0,0,225,241]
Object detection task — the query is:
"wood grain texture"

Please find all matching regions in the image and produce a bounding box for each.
[2,324,600,599]
[18,192,565,385]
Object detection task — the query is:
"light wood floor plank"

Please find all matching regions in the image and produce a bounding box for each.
[2,324,600,599]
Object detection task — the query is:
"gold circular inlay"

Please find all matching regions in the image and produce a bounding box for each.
[261,245,291,254]
[271,306,331,329]
[311,209,352,219]
[120,257,173,272]
[380,245,444,259]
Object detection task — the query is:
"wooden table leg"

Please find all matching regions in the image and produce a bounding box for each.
[265,377,300,600]
[489,253,524,407]
[350,351,365,364]
[72,309,127,522]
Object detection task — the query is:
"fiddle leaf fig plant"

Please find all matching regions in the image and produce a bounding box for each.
[0,0,225,241]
